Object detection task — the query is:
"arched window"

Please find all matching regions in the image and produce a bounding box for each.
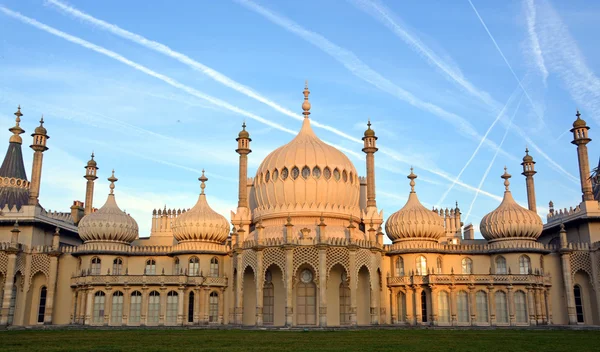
[476,291,489,323]
[495,291,508,324]
[174,258,180,275]
[420,290,428,322]
[515,291,528,323]
[263,271,274,325]
[397,291,406,323]
[129,291,142,324]
[145,259,156,275]
[312,166,321,179]
[37,286,47,323]
[188,291,195,323]
[349,172,354,184]
[209,292,219,323]
[333,168,341,181]
[111,291,124,324]
[342,170,348,182]
[339,273,351,325]
[323,167,331,180]
[519,255,531,274]
[91,257,101,275]
[291,166,300,180]
[396,257,404,276]
[416,256,427,276]
[436,257,443,274]
[93,291,106,324]
[438,291,450,323]
[148,291,160,324]
[301,166,310,179]
[457,291,469,323]
[495,256,507,274]
[273,169,279,181]
[461,258,473,274]
[112,258,123,275]
[166,291,178,324]
[574,285,585,323]
[265,170,270,182]
[210,257,219,277]
[281,167,289,180]
[189,257,200,276]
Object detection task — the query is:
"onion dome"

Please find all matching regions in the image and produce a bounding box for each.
[572,110,587,128]
[522,148,533,163]
[479,168,543,242]
[253,82,360,218]
[172,170,230,243]
[78,170,139,244]
[385,168,445,242]
[34,116,47,136]
[87,152,97,168]
[364,119,376,138]
[237,122,250,140]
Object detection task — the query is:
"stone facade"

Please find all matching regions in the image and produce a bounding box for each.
[0,90,599,328]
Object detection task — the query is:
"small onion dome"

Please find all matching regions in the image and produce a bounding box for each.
[572,110,587,128]
[172,170,229,243]
[34,116,48,136]
[78,170,139,244]
[480,168,543,242]
[237,122,250,140]
[87,152,98,168]
[522,148,533,163]
[385,168,445,242]
[364,119,376,138]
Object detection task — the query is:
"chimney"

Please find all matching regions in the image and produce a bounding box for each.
[463,223,474,240]
[70,200,85,225]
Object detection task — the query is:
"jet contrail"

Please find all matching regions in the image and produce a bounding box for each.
[465,95,523,223]
[524,0,548,85]
[438,85,521,206]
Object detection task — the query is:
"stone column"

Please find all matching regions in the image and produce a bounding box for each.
[194,287,201,324]
[560,251,577,324]
[488,286,496,326]
[535,287,543,325]
[430,286,438,326]
[44,253,60,324]
[104,288,113,325]
[122,287,130,326]
[545,288,553,324]
[218,288,225,324]
[255,249,264,326]
[449,286,457,326]
[507,285,515,326]
[177,287,185,325]
[406,286,414,325]
[84,288,93,325]
[414,286,422,324]
[348,246,358,326]
[0,250,17,325]
[159,287,167,326]
[204,288,210,323]
[527,286,536,325]
[69,289,77,324]
[318,245,327,327]
[390,288,397,324]
[141,287,149,326]
[14,255,31,325]
[235,250,244,325]
[285,246,294,327]
[469,286,477,326]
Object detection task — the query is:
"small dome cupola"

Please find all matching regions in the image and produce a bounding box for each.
[385,168,445,242]
[479,167,543,242]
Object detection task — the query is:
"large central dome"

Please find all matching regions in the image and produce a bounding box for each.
[252,84,360,220]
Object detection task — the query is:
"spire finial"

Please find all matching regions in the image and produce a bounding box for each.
[91,151,95,159]
[501,166,511,192]
[576,109,581,119]
[108,169,118,194]
[525,147,529,155]
[367,118,372,129]
[40,115,44,125]
[9,105,25,144]
[199,169,208,194]
[14,105,22,123]
[302,81,311,118]
[408,167,417,193]
[242,121,246,130]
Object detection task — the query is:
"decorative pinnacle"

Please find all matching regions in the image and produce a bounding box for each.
[302,80,311,117]
[91,152,95,159]
[9,105,25,143]
[367,119,372,129]
[108,169,118,194]
[11,220,20,233]
[199,169,208,194]
[501,166,511,192]
[576,109,581,119]
[54,227,60,236]
[408,167,417,193]
[14,105,22,121]
[242,121,246,130]
[40,115,44,125]
[525,147,529,155]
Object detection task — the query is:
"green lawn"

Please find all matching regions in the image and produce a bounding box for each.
[0,328,598,352]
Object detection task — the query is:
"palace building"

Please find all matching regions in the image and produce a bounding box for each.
[0,84,599,328]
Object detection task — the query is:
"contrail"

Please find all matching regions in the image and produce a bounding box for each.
[524,0,548,85]
[467,0,544,126]
[465,95,523,223]
[438,85,521,206]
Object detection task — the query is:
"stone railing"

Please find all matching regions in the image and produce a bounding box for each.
[70,274,228,287]
[385,240,556,254]
[240,236,382,250]
[547,204,582,224]
[387,273,551,287]
[42,209,73,223]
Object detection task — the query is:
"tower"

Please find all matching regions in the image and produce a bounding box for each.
[571,110,594,201]
[28,116,49,206]
[235,122,251,209]
[362,119,378,209]
[84,152,98,215]
[521,148,537,212]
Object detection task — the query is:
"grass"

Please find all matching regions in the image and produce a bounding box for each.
[0,328,598,352]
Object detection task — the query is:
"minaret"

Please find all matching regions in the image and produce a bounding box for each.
[362,119,378,208]
[521,148,537,212]
[84,152,99,215]
[571,110,594,201]
[28,116,49,206]
[236,122,251,208]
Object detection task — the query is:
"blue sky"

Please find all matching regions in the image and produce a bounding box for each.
[1,0,599,239]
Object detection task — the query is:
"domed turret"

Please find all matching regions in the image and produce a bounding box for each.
[572,109,587,128]
[385,168,445,242]
[78,170,139,244]
[479,168,543,242]
[172,170,230,243]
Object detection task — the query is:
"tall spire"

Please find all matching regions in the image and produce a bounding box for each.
[501,166,511,192]
[408,167,417,193]
[362,118,378,208]
[571,109,594,201]
[302,80,311,118]
[9,105,25,144]
[199,169,208,195]
[108,169,117,195]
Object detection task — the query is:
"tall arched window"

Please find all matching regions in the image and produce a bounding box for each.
[129,291,142,324]
[148,291,160,324]
[457,291,469,323]
[188,292,195,323]
[416,256,427,276]
[189,257,200,276]
[263,270,274,325]
[93,291,105,324]
[112,258,123,275]
[339,273,351,325]
[166,291,178,324]
[397,291,406,323]
[495,291,508,324]
[210,257,219,277]
[111,291,124,324]
[396,257,404,276]
[436,257,443,274]
[145,259,156,275]
[438,291,450,323]
[476,291,488,323]
[174,258,180,275]
[420,290,428,322]
[519,255,531,274]
[574,285,585,323]
[37,286,47,323]
[91,257,101,275]
[515,291,528,323]
[209,292,219,323]
[461,258,473,274]
[495,256,507,274]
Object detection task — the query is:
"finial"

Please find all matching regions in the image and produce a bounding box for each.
[14,105,22,122]
[199,169,208,194]
[9,105,25,143]
[40,115,44,125]
[108,169,118,194]
[525,147,529,155]
[12,220,19,231]
[302,81,311,117]
[242,121,246,130]
[560,223,566,232]
[367,119,372,129]
[501,166,511,192]
[91,151,95,159]
[408,167,417,193]
[576,109,581,119]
